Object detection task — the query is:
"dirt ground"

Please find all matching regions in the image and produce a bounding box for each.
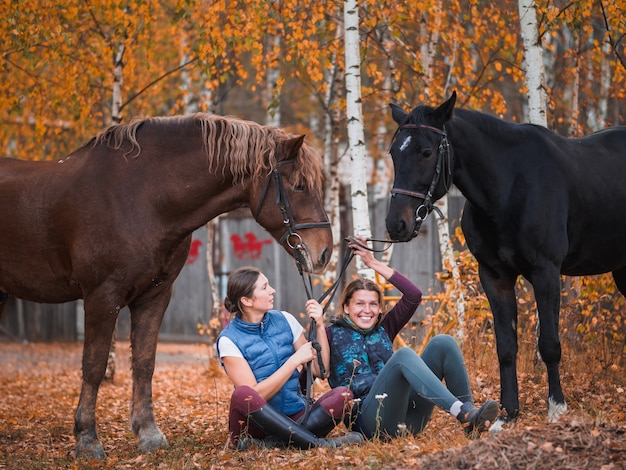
[0,340,625,469]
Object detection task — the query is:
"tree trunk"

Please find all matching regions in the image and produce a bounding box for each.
[518,0,547,127]
[265,35,281,127]
[104,41,126,382]
[344,0,373,278]
[322,25,344,307]
[434,197,465,338]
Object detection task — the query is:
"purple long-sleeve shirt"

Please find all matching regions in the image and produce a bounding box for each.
[325,270,423,344]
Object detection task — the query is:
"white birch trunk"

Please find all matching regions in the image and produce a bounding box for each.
[377,23,402,267]
[418,1,464,334]
[568,57,581,136]
[205,217,221,361]
[104,41,126,381]
[344,0,373,278]
[518,0,547,127]
[322,50,343,313]
[265,35,281,127]
[373,71,393,263]
[420,1,442,98]
[434,197,465,338]
[179,38,221,355]
[111,43,125,124]
[588,42,612,131]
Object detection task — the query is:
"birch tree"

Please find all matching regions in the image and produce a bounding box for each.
[104,40,126,381]
[518,0,548,126]
[321,24,345,306]
[420,1,465,336]
[344,0,373,277]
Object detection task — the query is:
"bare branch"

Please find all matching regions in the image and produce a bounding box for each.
[599,0,626,71]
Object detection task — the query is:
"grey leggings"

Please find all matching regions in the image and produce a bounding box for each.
[350,334,472,439]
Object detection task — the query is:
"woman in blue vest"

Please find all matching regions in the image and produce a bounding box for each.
[325,238,499,440]
[217,266,363,450]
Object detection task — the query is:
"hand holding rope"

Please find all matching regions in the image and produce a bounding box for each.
[295,238,356,415]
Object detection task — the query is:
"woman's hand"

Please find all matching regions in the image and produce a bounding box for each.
[348,236,394,279]
[349,238,376,267]
[292,340,317,367]
[305,299,324,326]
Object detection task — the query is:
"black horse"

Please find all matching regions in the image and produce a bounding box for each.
[385,91,626,427]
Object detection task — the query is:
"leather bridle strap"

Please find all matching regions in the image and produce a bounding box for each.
[388,123,451,240]
[254,159,331,249]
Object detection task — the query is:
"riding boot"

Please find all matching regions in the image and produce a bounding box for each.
[247,403,364,450]
[299,405,339,437]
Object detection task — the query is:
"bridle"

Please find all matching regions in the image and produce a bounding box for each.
[254,158,331,264]
[388,123,453,241]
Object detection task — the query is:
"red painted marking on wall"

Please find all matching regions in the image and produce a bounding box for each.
[186,238,203,265]
[231,232,272,260]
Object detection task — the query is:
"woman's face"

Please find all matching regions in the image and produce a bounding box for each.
[242,273,275,315]
[344,289,380,330]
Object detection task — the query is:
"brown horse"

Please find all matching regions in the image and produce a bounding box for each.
[0,114,332,458]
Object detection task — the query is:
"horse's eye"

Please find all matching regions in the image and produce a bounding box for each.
[293,184,305,192]
[422,149,433,158]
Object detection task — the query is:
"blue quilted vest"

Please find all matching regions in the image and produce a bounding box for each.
[328,317,394,398]
[218,310,305,415]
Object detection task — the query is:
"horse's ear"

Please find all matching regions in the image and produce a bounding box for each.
[282,135,306,159]
[435,91,457,122]
[389,103,407,125]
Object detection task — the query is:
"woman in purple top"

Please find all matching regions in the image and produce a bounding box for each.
[324,238,499,440]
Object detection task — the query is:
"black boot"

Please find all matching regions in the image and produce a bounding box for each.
[457,400,499,437]
[299,405,339,437]
[247,403,363,450]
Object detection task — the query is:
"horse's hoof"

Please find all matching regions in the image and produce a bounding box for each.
[138,429,169,453]
[548,397,567,422]
[488,415,515,433]
[75,438,106,459]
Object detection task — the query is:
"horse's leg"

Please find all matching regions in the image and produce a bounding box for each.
[128,286,172,453]
[73,296,120,458]
[529,264,566,422]
[478,263,519,427]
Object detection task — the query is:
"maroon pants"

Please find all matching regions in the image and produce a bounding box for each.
[228,384,352,443]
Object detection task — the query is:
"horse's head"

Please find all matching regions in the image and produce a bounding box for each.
[251,134,332,274]
[385,92,456,242]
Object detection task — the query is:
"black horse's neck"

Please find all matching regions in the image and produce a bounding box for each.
[446,109,523,211]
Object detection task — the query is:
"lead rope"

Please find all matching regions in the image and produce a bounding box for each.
[297,241,356,423]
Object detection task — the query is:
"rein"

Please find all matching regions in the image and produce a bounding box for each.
[296,240,356,421]
[388,123,452,240]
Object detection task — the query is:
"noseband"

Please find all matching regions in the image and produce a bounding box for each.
[390,123,453,240]
[254,159,331,259]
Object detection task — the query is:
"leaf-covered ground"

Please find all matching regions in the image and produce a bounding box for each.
[0,340,624,469]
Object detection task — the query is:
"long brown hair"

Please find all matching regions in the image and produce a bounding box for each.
[336,277,384,319]
[224,266,262,318]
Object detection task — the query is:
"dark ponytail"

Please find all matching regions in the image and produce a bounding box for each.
[225,266,262,318]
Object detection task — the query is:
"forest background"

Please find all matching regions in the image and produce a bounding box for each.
[2,0,624,363]
[1,0,626,468]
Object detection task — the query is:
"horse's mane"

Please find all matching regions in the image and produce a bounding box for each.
[95,114,324,193]
[409,104,547,135]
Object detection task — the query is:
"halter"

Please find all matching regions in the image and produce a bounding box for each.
[253,158,331,260]
[388,123,453,240]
